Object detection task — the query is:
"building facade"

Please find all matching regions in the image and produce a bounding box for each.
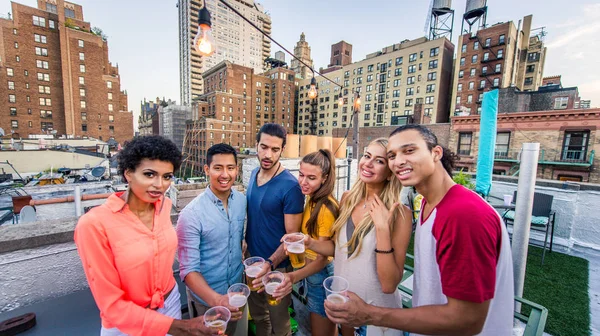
[0,0,133,144]
[329,40,352,67]
[159,102,191,151]
[178,0,271,105]
[138,97,164,136]
[182,61,297,173]
[290,32,313,79]
[450,15,547,116]
[297,37,454,136]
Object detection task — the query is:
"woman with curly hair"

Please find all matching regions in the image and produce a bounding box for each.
[75,135,217,336]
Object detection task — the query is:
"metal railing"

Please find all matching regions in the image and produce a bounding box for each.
[494,149,595,166]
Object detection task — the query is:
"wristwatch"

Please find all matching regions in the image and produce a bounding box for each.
[266,258,274,271]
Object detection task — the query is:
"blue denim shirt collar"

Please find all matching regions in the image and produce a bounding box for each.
[204,185,235,205]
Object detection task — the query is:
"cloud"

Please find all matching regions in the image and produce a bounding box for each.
[546,3,600,49]
[546,22,600,49]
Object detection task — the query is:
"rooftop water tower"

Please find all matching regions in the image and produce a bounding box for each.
[461,0,488,35]
[428,0,455,41]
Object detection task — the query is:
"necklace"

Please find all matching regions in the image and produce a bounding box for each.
[363,197,368,209]
[257,162,281,185]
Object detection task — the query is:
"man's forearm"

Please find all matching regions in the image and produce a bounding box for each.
[367,304,483,336]
[268,243,288,268]
[184,272,221,307]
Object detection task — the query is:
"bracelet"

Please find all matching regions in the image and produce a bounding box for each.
[266,258,274,271]
[375,248,395,254]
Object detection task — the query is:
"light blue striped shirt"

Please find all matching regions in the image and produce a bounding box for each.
[176,186,246,305]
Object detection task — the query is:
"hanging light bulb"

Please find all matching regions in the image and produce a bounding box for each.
[308,76,318,99]
[338,92,344,106]
[353,92,362,112]
[193,3,216,56]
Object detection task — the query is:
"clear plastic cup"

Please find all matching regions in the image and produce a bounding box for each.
[204,306,231,334]
[323,276,349,303]
[262,271,285,306]
[243,257,265,291]
[284,233,306,269]
[227,283,250,308]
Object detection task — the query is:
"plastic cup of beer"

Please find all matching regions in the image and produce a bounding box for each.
[284,233,306,269]
[323,276,349,304]
[204,306,231,334]
[243,257,265,291]
[227,283,250,309]
[262,271,285,306]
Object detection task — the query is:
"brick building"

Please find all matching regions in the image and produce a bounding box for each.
[182,61,297,173]
[0,0,133,144]
[450,15,547,116]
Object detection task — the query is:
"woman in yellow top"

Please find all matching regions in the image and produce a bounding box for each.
[288,149,339,336]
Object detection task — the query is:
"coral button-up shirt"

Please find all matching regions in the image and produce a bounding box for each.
[74,191,177,336]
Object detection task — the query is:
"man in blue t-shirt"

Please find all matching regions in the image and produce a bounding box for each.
[246,123,304,336]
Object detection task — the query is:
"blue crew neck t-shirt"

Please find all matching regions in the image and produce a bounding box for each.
[246,167,304,268]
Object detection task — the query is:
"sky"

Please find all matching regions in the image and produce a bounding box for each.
[2,0,599,129]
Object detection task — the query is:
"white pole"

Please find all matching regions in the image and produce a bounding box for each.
[74,186,82,218]
[512,143,540,310]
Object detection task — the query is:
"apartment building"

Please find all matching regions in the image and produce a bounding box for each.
[182,61,296,172]
[0,0,133,144]
[290,32,313,79]
[297,37,454,136]
[450,15,547,115]
[178,0,271,105]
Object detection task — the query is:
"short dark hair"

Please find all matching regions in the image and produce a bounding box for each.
[256,123,287,147]
[389,124,457,176]
[206,143,237,167]
[117,135,182,179]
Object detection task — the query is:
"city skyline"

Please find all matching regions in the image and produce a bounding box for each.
[1,0,598,130]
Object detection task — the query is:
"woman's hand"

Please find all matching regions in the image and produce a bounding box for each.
[369,194,399,231]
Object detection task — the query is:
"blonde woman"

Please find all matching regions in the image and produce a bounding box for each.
[286,138,413,336]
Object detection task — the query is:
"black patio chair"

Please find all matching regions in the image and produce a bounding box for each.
[502,191,556,265]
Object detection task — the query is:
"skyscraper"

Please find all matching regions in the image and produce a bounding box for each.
[178,0,272,106]
[291,32,313,79]
[0,0,133,144]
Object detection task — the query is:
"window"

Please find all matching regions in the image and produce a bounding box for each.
[461,44,467,53]
[78,40,84,48]
[458,133,473,155]
[406,88,414,96]
[458,70,464,78]
[11,120,18,129]
[480,80,486,89]
[425,96,434,104]
[471,55,478,63]
[367,74,373,82]
[524,77,533,86]
[79,89,85,97]
[10,107,17,116]
[41,122,53,132]
[65,8,75,18]
[36,60,49,69]
[562,131,590,161]
[481,66,488,75]
[428,60,438,69]
[9,94,16,103]
[49,20,55,29]
[485,38,491,47]
[409,53,417,62]
[554,97,569,110]
[470,68,476,77]
[497,49,504,59]
[427,72,436,81]
[45,3,58,13]
[8,81,15,90]
[80,65,86,73]
[16,56,20,62]
[493,78,500,87]
[457,83,463,91]
[367,64,374,72]
[79,76,85,85]
[14,42,18,49]
[79,52,85,61]
[80,101,87,108]
[107,81,112,89]
[526,65,535,73]
[109,115,114,123]
[393,79,400,87]
[460,57,465,66]
[39,98,51,106]
[405,99,413,107]
[468,82,475,90]
[426,84,436,93]
[81,112,87,120]
[35,47,48,56]
[108,92,113,100]
[34,34,47,43]
[495,132,511,157]
[456,96,461,104]
[408,65,416,74]
[430,47,439,57]
[483,52,489,61]
[33,16,46,27]
[38,85,50,94]
[527,52,539,62]
[478,93,483,102]
[395,57,403,66]
[495,64,502,73]
[40,110,52,118]
[467,95,473,103]
[407,76,415,85]
[108,104,114,112]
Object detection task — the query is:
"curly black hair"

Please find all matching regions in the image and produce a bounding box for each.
[117,135,182,179]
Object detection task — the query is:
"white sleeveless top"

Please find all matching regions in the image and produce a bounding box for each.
[334,218,403,336]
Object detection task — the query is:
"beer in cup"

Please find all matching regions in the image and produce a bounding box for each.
[204,306,231,334]
[227,283,250,309]
[243,257,265,291]
[284,233,306,269]
[323,276,349,303]
[262,271,285,306]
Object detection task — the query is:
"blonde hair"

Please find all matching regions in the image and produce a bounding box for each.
[331,138,403,258]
